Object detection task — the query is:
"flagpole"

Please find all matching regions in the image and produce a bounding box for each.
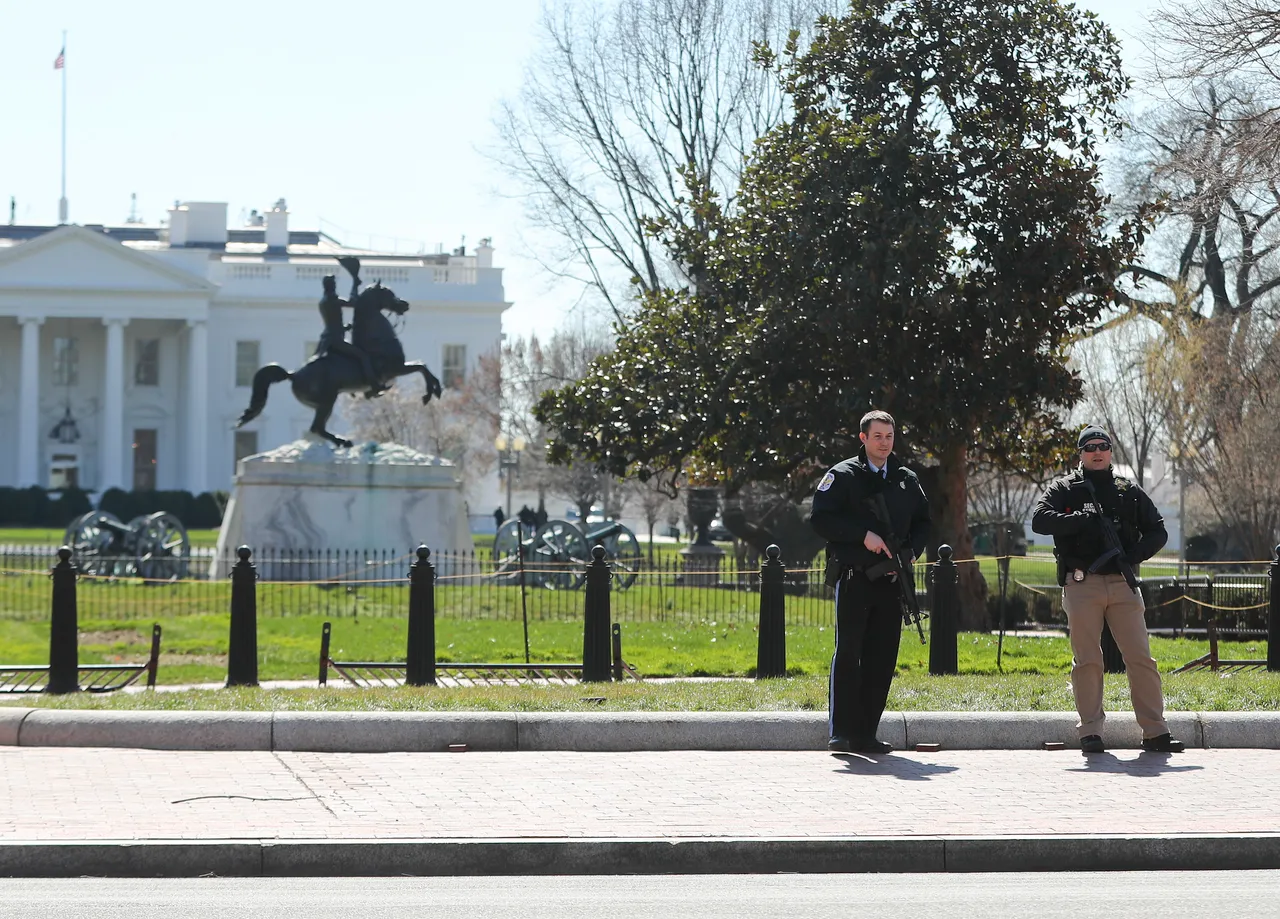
[58,29,67,224]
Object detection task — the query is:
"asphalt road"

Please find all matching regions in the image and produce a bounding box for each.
[2,872,1278,919]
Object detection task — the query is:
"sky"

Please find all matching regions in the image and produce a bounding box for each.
[2,0,1166,341]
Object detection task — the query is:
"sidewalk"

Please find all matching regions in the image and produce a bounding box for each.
[2,726,1280,876]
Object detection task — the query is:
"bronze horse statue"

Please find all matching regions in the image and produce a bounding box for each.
[235,275,443,448]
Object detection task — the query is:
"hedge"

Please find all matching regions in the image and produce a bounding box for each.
[0,486,226,530]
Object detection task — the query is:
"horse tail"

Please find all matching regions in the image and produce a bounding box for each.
[236,364,291,426]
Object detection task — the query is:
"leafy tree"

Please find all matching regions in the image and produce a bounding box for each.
[537,0,1143,625]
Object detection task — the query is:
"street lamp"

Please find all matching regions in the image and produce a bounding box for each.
[495,432,527,518]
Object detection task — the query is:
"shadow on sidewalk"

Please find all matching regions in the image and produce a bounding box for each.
[830,754,960,781]
[1067,752,1205,776]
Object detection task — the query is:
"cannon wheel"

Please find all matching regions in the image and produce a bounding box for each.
[491,518,532,583]
[63,510,128,576]
[133,512,190,582]
[533,519,589,590]
[596,524,642,590]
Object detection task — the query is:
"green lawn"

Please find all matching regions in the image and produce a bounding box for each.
[14,669,1280,712]
[0,612,1267,686]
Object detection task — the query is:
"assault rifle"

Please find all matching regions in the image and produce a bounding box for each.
[864,493,928,644]
[1080,478,1140,593]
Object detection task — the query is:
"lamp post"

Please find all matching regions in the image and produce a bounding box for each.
[495,432,526,518]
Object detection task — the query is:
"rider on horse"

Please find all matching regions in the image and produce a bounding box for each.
[315,272,385,398]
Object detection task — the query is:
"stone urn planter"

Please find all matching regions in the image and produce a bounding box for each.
[680,486,724,583]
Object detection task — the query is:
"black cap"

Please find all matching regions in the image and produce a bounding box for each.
[1078,425,1112,449]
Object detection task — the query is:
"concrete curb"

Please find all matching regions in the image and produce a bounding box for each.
[3,834,1279,878]
[3,710,1280,752]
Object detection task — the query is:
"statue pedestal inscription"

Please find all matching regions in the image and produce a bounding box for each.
[211,439,470,580]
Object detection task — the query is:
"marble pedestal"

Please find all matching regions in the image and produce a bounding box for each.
[211,439,470,580]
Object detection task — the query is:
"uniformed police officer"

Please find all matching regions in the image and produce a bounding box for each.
[809,410,930,755]
[1031,425,1184,754]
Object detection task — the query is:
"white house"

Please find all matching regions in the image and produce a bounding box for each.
[0,200,510,514]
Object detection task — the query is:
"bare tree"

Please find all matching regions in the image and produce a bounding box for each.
[1072,318,1174,489]
[1111,84,1280,556]
[341,380,496,496]
[499,324,617,517]
[493,0,836,322]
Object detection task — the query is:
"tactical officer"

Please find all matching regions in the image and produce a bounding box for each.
[1031,425,1184,754]
[809,410,930,755]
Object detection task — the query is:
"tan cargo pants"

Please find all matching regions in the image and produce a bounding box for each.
[1063,572,1169,739]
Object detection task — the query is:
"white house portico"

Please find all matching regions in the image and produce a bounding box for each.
[0,201,510,510]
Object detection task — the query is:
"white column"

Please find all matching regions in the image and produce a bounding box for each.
[185,319,209,494]
[16,317,44,487]
[100,318,127,492]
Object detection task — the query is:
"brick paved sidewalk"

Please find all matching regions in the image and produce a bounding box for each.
[2,747,1277,842]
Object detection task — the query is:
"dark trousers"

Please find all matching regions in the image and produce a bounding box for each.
[829,572,903,741]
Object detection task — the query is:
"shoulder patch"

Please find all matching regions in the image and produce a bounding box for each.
[817,472,836,493]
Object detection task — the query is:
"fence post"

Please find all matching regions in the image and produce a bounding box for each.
[47,546,79,694]
[929,545,959,675]
[756,544,787,679]
[406,544,437,687]
[1269,545,1279,672]
[611,623,624,682]
[582,545,612,682]
[1101,621,1126,673]
[226,545,259,688]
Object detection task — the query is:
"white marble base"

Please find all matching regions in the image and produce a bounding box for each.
[211,439,471,579]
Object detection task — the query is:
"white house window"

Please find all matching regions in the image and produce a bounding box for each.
[52,337,79,387]
[235,340,259,387]
[442,344,466,389]
[135,338,160,386]
[234,430,258,471]
[49,450,80,490]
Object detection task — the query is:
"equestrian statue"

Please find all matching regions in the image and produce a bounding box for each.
[235,256,443,448]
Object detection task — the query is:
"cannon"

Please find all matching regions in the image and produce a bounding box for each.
[491,517,642,590]
[62,510,191,581]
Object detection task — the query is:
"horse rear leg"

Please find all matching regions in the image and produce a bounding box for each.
[309,396,352,448]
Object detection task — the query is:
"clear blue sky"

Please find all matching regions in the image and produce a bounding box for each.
[2,0,1164,340]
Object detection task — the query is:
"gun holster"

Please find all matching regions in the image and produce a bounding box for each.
[1054,549,1067,588]
[824,558,842,589]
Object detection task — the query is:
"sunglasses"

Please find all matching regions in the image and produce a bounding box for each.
[1081,442,1111,453]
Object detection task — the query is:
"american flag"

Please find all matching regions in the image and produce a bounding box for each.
[53,47,64,70]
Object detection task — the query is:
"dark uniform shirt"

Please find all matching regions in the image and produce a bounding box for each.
[809,447,930,584]
[1031,465,1167,580]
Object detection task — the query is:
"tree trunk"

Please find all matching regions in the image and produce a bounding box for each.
[918,442,988,630]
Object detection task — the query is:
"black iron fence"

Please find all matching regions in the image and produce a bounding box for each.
[0,546,1275,635]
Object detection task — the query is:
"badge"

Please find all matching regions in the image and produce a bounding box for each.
[1073,570,1085,582]
[817,472,835,492]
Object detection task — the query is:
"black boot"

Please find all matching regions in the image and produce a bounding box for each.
[851,737,894,754]
[1080,734,1105,753]
[1141,733,1185,753]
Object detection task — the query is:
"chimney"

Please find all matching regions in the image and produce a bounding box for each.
[167,202,227,247]
[476,237,494,268]
[265,198,289,251]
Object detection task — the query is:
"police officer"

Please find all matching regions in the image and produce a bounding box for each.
[1031,425,1184,754]
[809,410,930,755]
